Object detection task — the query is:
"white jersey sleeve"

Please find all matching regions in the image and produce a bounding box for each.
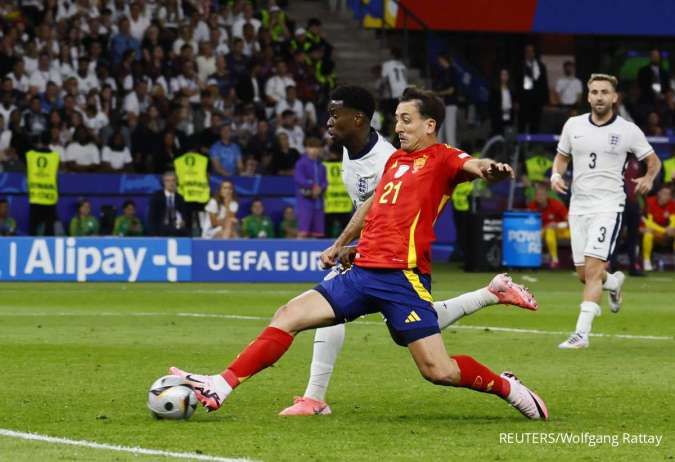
[628,123,654,160]
[341,132,396,208]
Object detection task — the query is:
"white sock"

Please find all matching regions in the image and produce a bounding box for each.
[602,272,619,291]
[304,323,346,401]
[575,301,601,334]
[211,374,233,401]
[433,288,498,330]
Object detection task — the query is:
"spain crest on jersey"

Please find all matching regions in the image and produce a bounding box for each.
[413,155,428,172]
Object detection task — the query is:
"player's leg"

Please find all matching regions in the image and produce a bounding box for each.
[544,226,559,268]
[432,274,537,330]
[279,266,346,416]
[642,230,656,271]
[171,289,337,411]
[278,323,345,416]
[172,267,374,412]
[561,213,624,348]
[381,270,547,419]
[406,334,548,420]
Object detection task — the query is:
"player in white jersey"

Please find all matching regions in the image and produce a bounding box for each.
[279,86,538,416]
[551,74,662,349]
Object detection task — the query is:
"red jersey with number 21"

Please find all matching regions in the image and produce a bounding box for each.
[355,143,472,274]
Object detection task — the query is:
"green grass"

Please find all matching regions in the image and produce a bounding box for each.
[1,266,673,461]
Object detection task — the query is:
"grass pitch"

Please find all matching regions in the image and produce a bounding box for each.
[0,266,673,461]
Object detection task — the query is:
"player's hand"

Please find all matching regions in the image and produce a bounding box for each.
[551,176,568,195]
[666,227,675,238]
[337,245,357,268]
[319,244,340,269]
[632,176,654,195]
[481,162,514,182]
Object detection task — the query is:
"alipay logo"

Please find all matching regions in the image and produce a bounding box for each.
[2,238,191,282]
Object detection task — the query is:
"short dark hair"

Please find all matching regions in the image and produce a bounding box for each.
[399,87,445,133]
[329,86,375,120]
[122,199,136,209]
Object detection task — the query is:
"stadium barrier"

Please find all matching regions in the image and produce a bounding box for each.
[0,237,332,283]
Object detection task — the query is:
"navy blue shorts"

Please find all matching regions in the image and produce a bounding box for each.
[314,265,439,345]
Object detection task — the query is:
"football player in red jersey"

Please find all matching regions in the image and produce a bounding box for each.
[171,87,548,420]
[642,184,675,270]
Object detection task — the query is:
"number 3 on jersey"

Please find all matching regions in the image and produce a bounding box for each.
[379,180,402,204]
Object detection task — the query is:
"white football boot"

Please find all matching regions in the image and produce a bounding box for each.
[608,271,625,313]
[558,332,589,349]
[500,372,549,420]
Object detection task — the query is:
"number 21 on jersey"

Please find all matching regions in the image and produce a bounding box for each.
[379,180,402,204]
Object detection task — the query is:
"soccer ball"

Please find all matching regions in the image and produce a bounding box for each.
[147,375,198,420]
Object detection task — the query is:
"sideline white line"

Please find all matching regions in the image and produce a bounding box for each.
[1,311,671,341]
[0,428,256,462]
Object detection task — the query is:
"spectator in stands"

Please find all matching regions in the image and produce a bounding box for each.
[0,113,12,159]
[124,78,150,118]
[644,111,664,136]
[294,137,327,238]
[489,69,516,136]
[64,127,101,172]
[110,16,141,65]
[0,198,16,236]
[381,47,408,107]
[113,199,144,236]
[277,109,305,152]
[265,60,296,109]
[433,53,459,147]
[279,205,298,238]
[241,198,275,238]
[202,180,239,239]
[246,119,275,171]
[642,184,675,271]
[637,49,670,104]
[209,124,243,177]
[518,44,549,134]
[148,171,189,236]
[22,96,48,138]
[226,38,250,83]
[554,61,583,108]
[528,182,569,269]
[29,52,62,94]
[233,2,261,40]
[270,131,300,175]
[305,18,332,59]
[69,199,99,236]
[154,130,182,173]
[101,129,133,172]
[240,156,260,176]
[663,147,675,185]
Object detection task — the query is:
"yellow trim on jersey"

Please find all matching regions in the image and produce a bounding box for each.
[433,194,450,225]
[403,270,433,303]
[407,210,421,267]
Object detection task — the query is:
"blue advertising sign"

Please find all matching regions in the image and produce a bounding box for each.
[0,238,192,282]
[192,239,331,282]
[502,212,542,268]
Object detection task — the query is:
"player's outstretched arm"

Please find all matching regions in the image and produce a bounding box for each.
[319,196,374,268]
[462,158,514,182]
[550,152,570,194]
[632,152,661,195]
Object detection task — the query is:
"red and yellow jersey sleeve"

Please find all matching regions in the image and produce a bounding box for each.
[355,144,472,274]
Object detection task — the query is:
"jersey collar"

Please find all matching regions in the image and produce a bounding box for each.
[588,112,617,127]
[346,129,379,160]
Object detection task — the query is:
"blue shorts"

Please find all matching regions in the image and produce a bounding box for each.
[314,265,439,345]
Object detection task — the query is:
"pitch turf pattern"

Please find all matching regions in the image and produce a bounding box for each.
[0,267,673,461]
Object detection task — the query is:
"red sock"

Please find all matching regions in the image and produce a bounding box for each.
[451,355,510,398]
[221,327,293,389]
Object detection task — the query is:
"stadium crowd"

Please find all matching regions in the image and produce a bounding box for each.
[0,1,672,270]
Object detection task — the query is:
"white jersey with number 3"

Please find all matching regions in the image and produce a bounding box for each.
[557,113,653,216]
[341,131,396,208]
